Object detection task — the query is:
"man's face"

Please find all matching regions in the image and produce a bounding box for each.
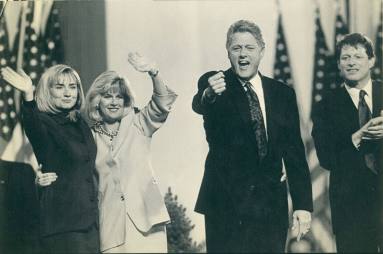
[338,44,375,86]
[227,32,264,81]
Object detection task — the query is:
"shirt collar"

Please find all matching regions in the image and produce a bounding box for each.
[345,79,373,99]
[238,72,262,88]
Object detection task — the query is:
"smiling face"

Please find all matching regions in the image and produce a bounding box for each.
[99,85,125,124]
[49,74,79,111]
[338,44,375,87]
[227,32,265,81]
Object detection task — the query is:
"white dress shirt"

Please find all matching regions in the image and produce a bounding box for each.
[345,79,373,112]
[345,79,373,149]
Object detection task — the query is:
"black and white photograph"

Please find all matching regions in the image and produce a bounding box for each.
[0,0,382,253]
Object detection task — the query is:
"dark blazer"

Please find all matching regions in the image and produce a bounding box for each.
[193,68,313,228]
[21,100,98,237]
[312,81,382,234]
[0,160,39,253]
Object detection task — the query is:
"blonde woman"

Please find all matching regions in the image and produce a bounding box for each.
[1,65,100,253]
[84,53,177,253]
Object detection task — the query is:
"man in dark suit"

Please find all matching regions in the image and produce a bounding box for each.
[312,33,382,252]
[0,159,40,253]
[192,20,313,253]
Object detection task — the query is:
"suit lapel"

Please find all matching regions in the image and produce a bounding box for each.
[225,69,259,149]
[337,87,359,130]
[260,75,276,147]
[372,80,382,117]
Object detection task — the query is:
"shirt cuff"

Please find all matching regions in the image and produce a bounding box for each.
[202,88,216,104]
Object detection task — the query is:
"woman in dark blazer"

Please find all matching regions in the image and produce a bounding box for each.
[1,65,99,253]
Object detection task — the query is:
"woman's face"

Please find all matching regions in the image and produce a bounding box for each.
[99,87,125,124]
[49,74,79,111]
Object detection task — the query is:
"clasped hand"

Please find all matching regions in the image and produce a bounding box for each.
[34,164,58,187]
[353,114,383,145]
[292,210,311,241]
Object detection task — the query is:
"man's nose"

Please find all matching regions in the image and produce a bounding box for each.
[239,48,247,56]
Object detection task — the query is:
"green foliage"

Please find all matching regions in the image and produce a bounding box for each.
[165,187,205,253]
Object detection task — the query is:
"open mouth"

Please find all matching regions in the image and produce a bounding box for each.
[238,60,250,69]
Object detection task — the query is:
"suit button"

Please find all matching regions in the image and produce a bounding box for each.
[249,185,255,191]
[120,195,125,201]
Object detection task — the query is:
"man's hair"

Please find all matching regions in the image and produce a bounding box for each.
[335,33,375,60]
[226,20,265,49]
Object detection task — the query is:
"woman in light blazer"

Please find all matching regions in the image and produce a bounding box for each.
[84,52,177,253]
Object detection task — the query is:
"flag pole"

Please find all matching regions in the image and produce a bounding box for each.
[14,2,28,115]
[16,2,28,71]
[0,1,7,18]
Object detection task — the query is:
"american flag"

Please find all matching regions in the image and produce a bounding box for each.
[41,3,64,68]
[0,15,17,142]
[372,1,382,81]
[22,1,45,86]
[1,1,63,168]
[329,4,349,90]
[311,8,334,107]
[308,7,336,252]
[273,13,294,87]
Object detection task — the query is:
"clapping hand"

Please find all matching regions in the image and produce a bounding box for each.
[363,112,383,140]
[128,52,157,74]
[1,67,34,101]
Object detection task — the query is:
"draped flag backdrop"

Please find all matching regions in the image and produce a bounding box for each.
[0,1,63,170]
[1,0,382,252]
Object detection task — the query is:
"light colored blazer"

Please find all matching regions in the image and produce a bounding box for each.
[93,88,177,252]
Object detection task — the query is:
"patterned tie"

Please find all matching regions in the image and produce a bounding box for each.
[358,89,377,174]
[243,82,267,160]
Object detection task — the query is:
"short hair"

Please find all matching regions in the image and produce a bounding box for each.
[226,20,265,50]
[84,70,135,125]
[335,33,375,60]
[35,64,84,122]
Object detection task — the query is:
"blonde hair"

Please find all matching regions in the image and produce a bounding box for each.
[84,70,135,125]
[35,64,84,122]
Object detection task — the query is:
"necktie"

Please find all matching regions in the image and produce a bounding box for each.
[358,89,377,174]
[243,82,267,160]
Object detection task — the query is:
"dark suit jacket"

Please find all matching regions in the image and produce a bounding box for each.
[0,160,39,253]
[312,80,382,234]
[192,68,313,229]
[22,100,98,237]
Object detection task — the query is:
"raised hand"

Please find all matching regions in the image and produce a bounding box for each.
[1,67,33,94]
[206,71,226,96]
[128,52,157,73]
